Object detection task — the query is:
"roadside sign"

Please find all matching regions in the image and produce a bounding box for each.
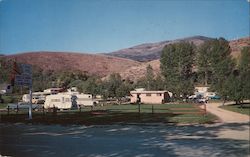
[20,64,32,76]
[14,64,32,87]
[12,62,33,120]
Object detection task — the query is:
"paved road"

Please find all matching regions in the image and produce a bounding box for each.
[1,123,250,157]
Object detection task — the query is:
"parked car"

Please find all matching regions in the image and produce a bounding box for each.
[197,98,208,103]
[209,95,221,100]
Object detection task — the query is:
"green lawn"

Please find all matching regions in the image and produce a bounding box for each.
[0,103,8,109]
[93,103,197,111]
[220,104,250,116]
[0,103,217,124]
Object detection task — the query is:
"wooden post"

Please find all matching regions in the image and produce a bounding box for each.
[152,105,154,114]
[42,106,45,115]
[139,102,141,114]
[28,88,32,119]
[7,105,10,115]
[79,105,81,112]
[16,104,19,114]
[137,94,141,114]
[53,106,57,115]
[204,103,207,116]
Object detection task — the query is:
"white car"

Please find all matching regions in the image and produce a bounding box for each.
[197,98,208,103]
[188,95,197,99]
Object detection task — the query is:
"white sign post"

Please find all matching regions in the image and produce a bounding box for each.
[15,64,33,120]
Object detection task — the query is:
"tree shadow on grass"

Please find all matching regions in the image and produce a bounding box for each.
[0,111,179,126]
[0,123,249,157]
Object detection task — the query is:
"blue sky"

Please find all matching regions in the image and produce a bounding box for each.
[0,0,249,54]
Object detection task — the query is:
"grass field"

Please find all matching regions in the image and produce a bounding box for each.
[220,103,250,116]
[0,103,217,125]
[0,103,8,109]
[0,95,22,109]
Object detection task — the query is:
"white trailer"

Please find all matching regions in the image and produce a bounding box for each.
[44,93,74,109]
[76,94,96,106]
[22,92,46,104]
[44,93,96,109]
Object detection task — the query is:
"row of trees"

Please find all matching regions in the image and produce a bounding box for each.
[160,38,250,104]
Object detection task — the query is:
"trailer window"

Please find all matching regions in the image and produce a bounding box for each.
[78,98,90,101]
[65,98,71,102]
[156,93,162,96]
[146,93,151,96]
[51,99,60,102]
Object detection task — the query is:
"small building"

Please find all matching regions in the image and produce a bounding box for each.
[130,90,171,104]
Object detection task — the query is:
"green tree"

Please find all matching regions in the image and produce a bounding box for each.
[225,70,243,104]
[227,46,250,105]
[197,41,213,85]
[161,42,196,99]
[83,77,100,96]
[103,73,123,98]
[201,38,234,103]
[153,75,165,90]
[238,47,250,101]
[145,64,154,90]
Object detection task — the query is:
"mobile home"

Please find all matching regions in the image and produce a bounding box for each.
[44,93,74,109]
[44,93,96,109]
[76,94,96,106]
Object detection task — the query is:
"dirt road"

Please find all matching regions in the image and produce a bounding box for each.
[205,102,249,123]
[203,102,250,141]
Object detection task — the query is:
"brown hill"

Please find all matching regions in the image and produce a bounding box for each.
[119,60,160,81]
[1,51,140,77]
[229,37,250,58]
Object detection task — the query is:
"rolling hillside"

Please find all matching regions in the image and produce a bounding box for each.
[1,52,140,77]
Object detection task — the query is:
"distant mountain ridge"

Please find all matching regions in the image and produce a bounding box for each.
[107,36,213,61]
